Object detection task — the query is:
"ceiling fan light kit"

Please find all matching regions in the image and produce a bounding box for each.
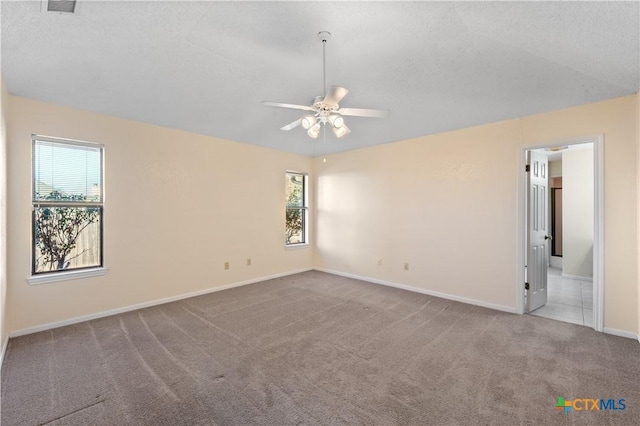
[262,31,389,140]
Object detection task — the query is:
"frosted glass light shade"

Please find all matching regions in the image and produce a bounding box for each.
[301,116,316,130]
[332,115,344,128]
[307,123,321,138]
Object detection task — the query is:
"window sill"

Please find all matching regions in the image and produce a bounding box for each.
[28,267,108,285]
[285,243,310,250]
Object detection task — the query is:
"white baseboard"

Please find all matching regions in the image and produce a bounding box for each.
[549,256,563,269]
[9,268,313,338]
[561,273,593,282]
[603,327,639,340]
[314,268,518,314]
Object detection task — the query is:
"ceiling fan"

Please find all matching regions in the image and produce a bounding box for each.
[262,31,389,139]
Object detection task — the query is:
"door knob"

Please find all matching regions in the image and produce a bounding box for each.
[545,235,552,240]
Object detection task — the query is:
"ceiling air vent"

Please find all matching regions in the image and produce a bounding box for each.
[47,0,76,13]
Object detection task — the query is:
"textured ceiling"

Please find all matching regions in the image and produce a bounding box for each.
[1,1,639,156]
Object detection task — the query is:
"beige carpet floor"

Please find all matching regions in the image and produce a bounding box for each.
[2,271,639,425]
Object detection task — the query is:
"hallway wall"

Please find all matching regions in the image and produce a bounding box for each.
[562,148,594,279]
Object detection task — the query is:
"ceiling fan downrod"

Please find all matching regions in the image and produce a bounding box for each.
[318,31,331,101]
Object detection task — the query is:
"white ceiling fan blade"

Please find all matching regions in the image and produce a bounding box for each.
[338,107,389,118]
[262,101,314,111]
[280,118,302,131]
[323,86,349,106]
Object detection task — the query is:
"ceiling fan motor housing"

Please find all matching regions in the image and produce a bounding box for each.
[313,96,339,119]
[317,31,332,42]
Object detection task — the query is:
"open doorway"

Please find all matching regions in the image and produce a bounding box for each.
[517,136,603,331]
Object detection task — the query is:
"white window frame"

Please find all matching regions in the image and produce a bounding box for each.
[285,171,309,248]
[29,135,106,284]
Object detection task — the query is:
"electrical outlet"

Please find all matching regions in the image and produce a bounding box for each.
[404,263,409,271]
[224,261,229,270]
[377,259,382,266]
[247,258,251,266]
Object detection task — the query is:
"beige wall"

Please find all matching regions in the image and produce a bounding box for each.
[0,76,8,354]
[315,120,521,311]
[315,94,639,334]
[7,96,313,333]
[562,148,594,278]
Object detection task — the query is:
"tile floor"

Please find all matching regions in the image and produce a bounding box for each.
[529,267,593,327]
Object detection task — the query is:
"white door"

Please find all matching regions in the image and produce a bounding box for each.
[526,151,550,312]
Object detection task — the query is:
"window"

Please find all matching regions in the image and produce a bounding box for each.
[32,136,104,275]
[285,171,308,245]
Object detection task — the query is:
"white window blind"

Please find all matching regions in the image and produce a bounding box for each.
[33,137,103,202]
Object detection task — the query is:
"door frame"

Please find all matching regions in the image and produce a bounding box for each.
[516,135,604,332]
